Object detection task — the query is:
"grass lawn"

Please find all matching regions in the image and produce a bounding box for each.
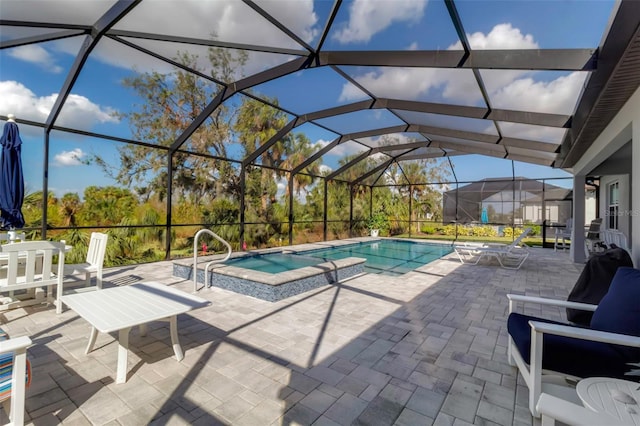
[395,233,544,247]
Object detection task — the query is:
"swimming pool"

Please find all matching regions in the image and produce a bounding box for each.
[173,238,453,301]
[224,239,453,277]
[296,239,453,276]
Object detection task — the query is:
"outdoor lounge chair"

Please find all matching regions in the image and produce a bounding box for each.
[454,227,531,269]
[506,266,640,417]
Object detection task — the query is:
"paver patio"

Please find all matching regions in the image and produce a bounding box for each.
[0,247,583,425]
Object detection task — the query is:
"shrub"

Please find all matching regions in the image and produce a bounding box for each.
[367,212,389,231]
[420,225,437,234]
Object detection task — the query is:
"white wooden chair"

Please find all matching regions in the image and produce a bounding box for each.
[63,232,108,290]
[0,330,31,426]
[0,240,66,314]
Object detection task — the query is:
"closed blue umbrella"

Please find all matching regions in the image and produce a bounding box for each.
[0,117,25,229]
[481,207,489,224]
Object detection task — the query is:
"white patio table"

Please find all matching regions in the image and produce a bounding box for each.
[61,281,210,383]
[577,377,640,425]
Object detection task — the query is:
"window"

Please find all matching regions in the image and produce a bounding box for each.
[608,181,619,229]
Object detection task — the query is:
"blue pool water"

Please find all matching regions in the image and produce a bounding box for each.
[224,253,322,274]
[225,240,453,277]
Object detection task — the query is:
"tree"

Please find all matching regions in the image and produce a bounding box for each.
[59,193,81,227]
[282,133,321,197]
[80,186,137,226]
[89,48,247,204]
[387,158,451,229]
[235,97,289,215]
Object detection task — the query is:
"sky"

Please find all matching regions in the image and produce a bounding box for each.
[0,0,617,198]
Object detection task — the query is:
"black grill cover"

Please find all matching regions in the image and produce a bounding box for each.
[567,247,634,326]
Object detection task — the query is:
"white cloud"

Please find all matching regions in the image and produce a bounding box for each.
[339,67,447,103]
[19,1,320,81]
[332,0,427,44]
[449,23,538,50]
[320,140,368,158]
[490,72,587,114]
[339,22,541,105]
[9,45,63,73]
[496,122,567,144]
[90,0,318,77]
[251,0,319,44]
[0,80,118,129]
[337,22,585,139]
[318,164,332,175]
[54,148,85,166]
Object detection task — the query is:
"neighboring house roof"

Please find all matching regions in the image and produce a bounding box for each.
[444,178,572,202]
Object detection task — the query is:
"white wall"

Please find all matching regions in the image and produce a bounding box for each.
[573,86,640,266]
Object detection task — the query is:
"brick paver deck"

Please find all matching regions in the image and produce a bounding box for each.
[1,247,583,425]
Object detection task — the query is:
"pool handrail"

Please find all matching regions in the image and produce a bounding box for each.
[193,229,232,292]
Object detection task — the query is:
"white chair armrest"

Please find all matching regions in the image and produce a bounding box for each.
[536,393,627,426]
[529,321,640,348]
[507,294,598,312]
[0,335,32,353]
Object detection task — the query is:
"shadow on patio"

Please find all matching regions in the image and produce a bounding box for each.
[1,249,582,425]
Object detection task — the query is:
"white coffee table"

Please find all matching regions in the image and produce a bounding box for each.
[577,377,640,425]
[61,282,210,383]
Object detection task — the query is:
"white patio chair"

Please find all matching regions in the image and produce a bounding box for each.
[454,227,531,269]
[584,218,603,257]
[506,267,640,417]
[553,218,572,251]
[601,229,629,252]
[0,332,32,426]
[63,232,108,290]
[0,240,66,314]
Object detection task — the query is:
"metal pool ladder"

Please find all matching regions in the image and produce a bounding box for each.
[193,229,232,292]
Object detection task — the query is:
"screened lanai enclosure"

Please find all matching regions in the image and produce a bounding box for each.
[1,0,638,265]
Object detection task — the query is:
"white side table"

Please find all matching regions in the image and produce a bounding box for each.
[577,377,640,425]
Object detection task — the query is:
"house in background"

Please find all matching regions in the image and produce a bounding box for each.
[442,178,573,225]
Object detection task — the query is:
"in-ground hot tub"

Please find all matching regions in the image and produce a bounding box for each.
[172,249,366,302]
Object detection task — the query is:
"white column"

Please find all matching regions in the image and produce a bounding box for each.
[632,121,640,267]
[572,175,586,263]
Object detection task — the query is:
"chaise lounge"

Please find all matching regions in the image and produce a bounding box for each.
[454,227,531,269]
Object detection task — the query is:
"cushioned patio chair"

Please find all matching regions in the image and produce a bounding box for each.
[0,328,32,426]
[63,232,108,290]
[506,267,640,417]
[454,227,531,269]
